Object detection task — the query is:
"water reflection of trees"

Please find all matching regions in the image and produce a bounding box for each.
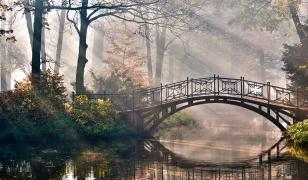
[0,140,308,179]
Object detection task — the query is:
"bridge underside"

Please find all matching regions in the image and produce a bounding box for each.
[127,96,307,133]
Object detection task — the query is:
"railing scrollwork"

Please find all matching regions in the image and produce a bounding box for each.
[75,75,308,110]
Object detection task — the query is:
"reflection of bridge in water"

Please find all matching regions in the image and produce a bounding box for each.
[77,75,308,133]
[145,138,287,168]
[0,138,307,179]
[124,138,306,180]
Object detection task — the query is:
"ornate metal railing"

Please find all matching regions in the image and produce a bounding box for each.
[74,75,308,110]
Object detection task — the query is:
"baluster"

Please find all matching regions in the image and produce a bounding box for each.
[288,91,291,104]
[132,89,135,110]
[240,77,243,99]
[297,88,299,107]
[217,75,220,95]
[213,74,216,95]
[267,82,271,104]
[242,77,245,96]
[187,77,189,98]
[191,78,193,97]
[161,83,163,105]
[165,84,168,102]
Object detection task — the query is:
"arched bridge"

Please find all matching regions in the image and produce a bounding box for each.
[76,75,308,133]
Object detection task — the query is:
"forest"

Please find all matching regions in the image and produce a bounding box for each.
[0,0,307,179]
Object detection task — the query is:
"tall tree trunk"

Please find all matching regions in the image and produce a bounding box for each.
[0,43,8,91]
[145,24,153,85]
[91,23,104,70]
[75,0,89,94]
[168,57,174,83]
[24,0,33,49]
[0,63,7,91]
[32,0,44,80]
[0,16,7,91]
[154,26,167,86]
[41,24,46,72]
[54,4,66,74]
[288,0,307,44]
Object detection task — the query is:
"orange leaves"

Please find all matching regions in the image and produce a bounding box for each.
[105,26,149,87]
[0,70,67,121]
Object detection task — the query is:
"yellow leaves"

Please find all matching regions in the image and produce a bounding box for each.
[76,95,89,106]
[283,27,296,37]
[299,64,307,69]
[288,146,308,162]
[276,0,289,6]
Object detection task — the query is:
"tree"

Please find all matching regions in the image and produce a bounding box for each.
[0,1,13,39]
[23,0,34,48]
[61,0,198,94]
[91,20,104,71]
[154,25,167,86]
[221,0,307,44]
[89,25,148,93]
[281,20,308,90]
[105,25,149,88]
[54,0,66,74]
[31,0,44,83]
[144,24,153,85]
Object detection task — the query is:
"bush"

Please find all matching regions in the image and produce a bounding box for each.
[286,120,308,147]
[0,71,79,144]
[0,70,67,127]
[288,146,308,162]
[71,95,130,139]
[0,70,132,144]
[159,112,198,130]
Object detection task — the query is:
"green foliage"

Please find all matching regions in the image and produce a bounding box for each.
[159,112,198,131]
[90,70,135,94]
[0,71,132,144]
[0,70,67,126]
[71,95,130,139]
[286,120,308,147]
[216,0,290,31]
[0,70,79,144]
[0,115,78,144]
[288,145,308,162]
[281,25,308,90]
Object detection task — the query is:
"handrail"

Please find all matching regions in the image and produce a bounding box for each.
[74,75,308,110]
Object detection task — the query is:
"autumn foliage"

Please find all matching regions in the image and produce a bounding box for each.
[0,70,66,126]
[105,26,150,88]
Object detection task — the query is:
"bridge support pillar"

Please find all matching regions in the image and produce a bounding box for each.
[122,111,145,135]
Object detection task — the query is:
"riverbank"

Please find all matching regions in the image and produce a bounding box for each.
[286,120,308,147]
[286,120,308,162]
[0,72,137,145]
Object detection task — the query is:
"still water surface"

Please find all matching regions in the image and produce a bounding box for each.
[0,137,307,180]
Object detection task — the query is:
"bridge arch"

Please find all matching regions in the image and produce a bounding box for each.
[78,76,308,133]
[136,95,296,132]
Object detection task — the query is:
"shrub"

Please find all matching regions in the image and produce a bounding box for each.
[0,70,67,127]
[0,71,79,144]
[286,120,308,147]
[71,95,129,139]
[288,146,308,162]
[159,112,198,130]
